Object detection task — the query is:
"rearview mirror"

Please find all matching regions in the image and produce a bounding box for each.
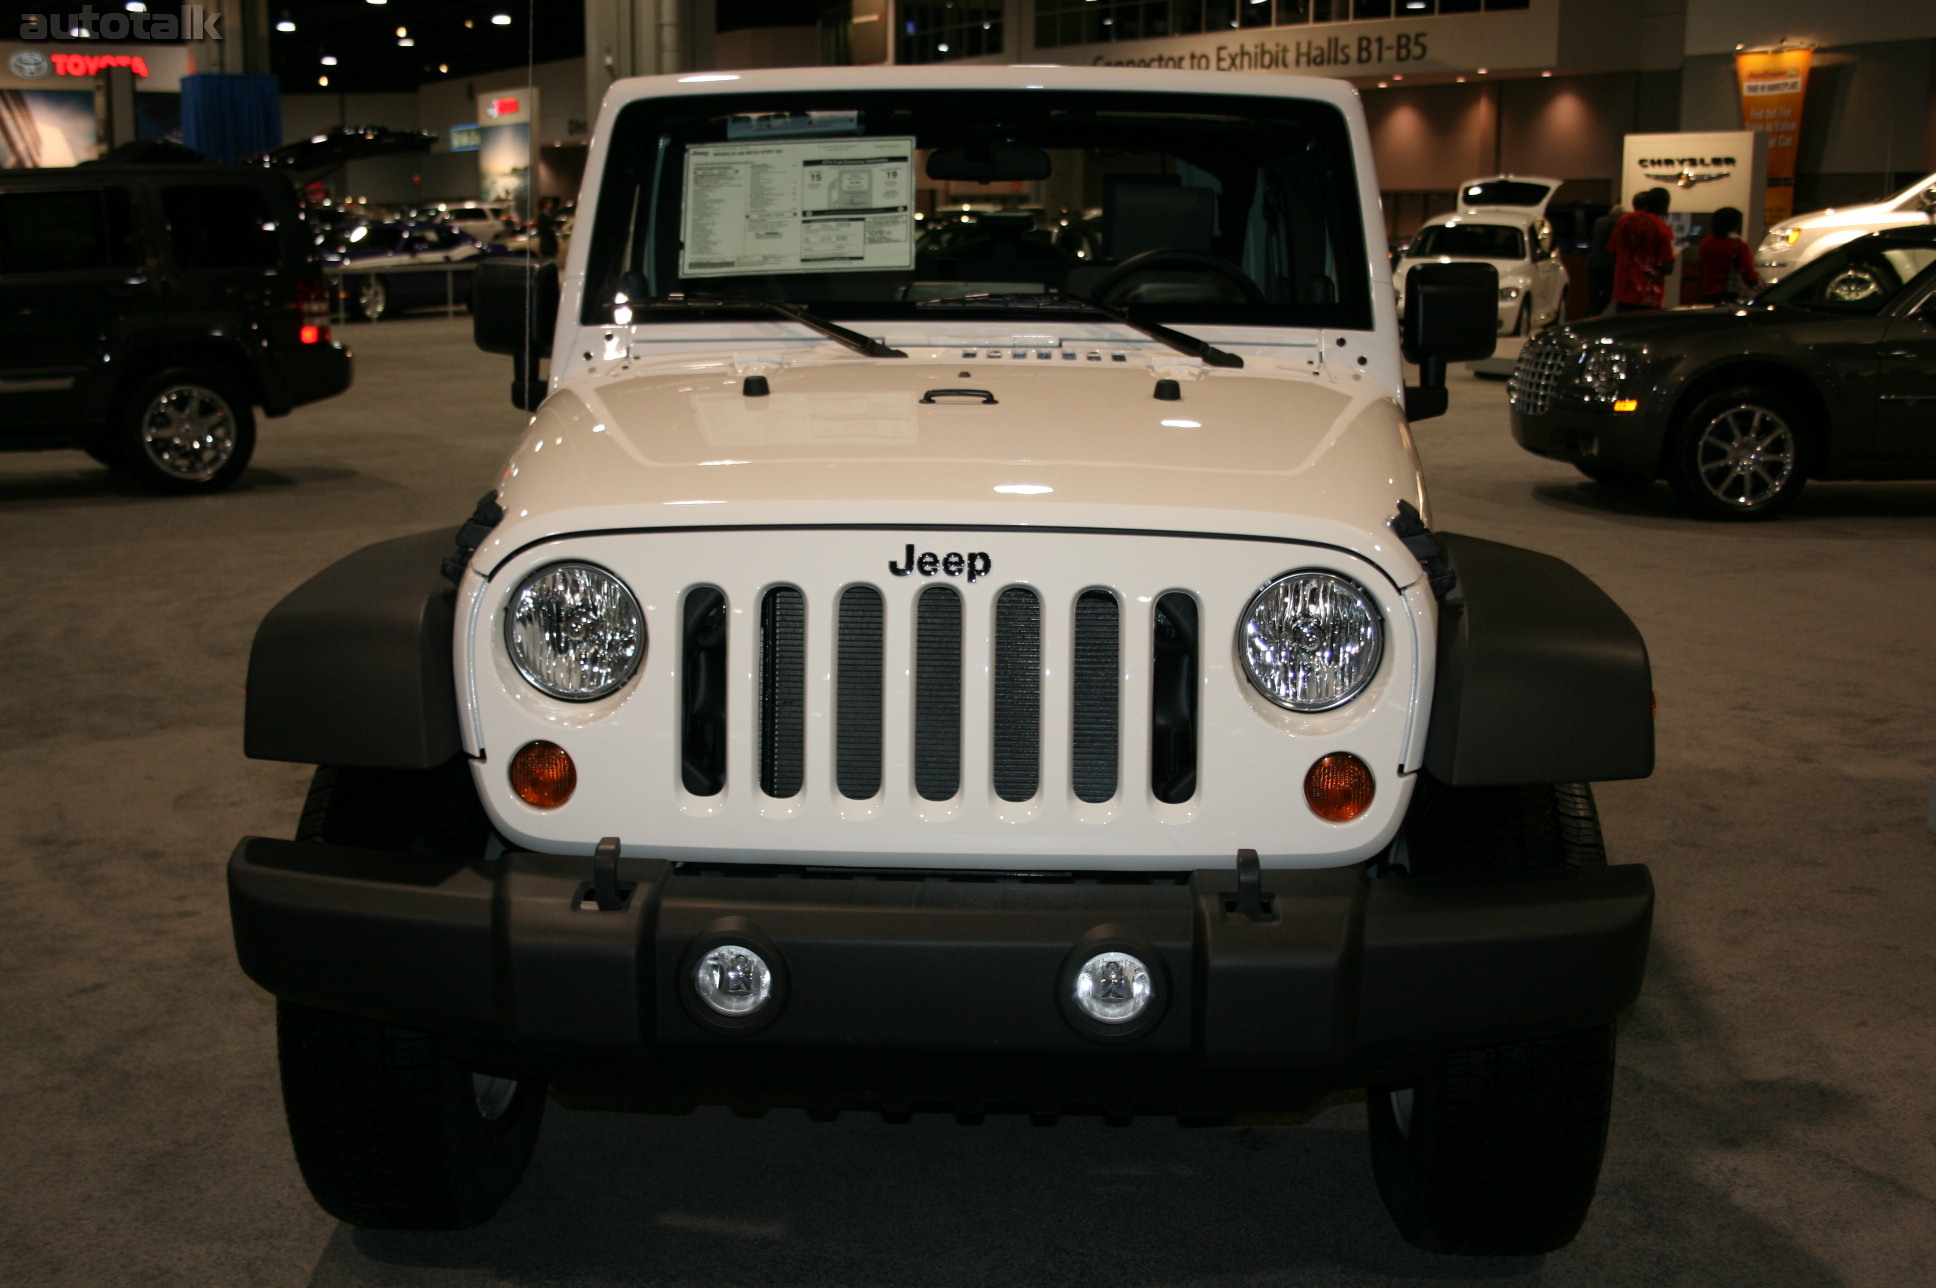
[926,142,1051,183]
[1401,261,1498,421]
[474,257,558,411]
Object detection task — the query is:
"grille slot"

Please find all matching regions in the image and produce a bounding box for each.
[1150,592,1199,805]
[913,585,962,801]
[1508,331,1570,415]
[836,585,884,799]
[991,587,1041,802]
[1071,590,1120,804]
[681,586,728,796]
[759,587,805,799]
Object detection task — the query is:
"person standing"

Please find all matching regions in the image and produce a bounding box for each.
[1610,188,1676,313]
[1585,203,1624,315]
[1697,206,1759,305]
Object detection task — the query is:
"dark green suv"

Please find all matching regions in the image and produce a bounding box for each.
[0,164,351,493]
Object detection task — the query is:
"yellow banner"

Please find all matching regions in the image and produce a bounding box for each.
[1736,49,1811,226]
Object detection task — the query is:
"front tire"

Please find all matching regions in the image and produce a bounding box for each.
[1666,386,1808,520]
[1368,778,1618,1254]
[278,1001,545,1230]
[1368,1024,1618,1255]
[115,367,255,494]
[277,761,543,1230]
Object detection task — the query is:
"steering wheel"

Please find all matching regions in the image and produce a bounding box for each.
[1089,248,1267,306]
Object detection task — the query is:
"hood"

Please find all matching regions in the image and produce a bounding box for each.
[1776,171,1936,233]
[1555,302,1814,347]
[473,357,1429,588]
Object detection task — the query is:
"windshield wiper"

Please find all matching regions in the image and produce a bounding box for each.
[638,292,906,358]
[916,291,1244,369]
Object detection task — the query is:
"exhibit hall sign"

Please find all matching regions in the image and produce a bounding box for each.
[1734,48,1811,227]
[968,8,1559,79]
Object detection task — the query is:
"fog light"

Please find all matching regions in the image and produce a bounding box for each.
[1305,752,1374,821]
[1072,951,1154,1024]
[694,944,773,1016]
[510,740,575,807]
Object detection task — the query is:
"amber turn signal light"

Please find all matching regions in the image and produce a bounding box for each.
[1304,752,1374,822]
[510,740,576,808]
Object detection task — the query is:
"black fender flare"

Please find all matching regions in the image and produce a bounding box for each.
[1423,534,1653,786]
[244,528,462,769]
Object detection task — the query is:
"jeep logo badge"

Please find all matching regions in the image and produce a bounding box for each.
[889,543,992,583]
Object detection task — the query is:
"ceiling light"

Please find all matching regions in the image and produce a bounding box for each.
[438,63,449,73]
[1541,70,1554,77]
[491,12,513,24]
[275,18,294,31]
[1475,67,1488,74]
[320,54,337,64]
[397,37,413,46]
[464,18,474,27]
[317,75,329,86]
[125,2,147,13]
[395,26,406,36]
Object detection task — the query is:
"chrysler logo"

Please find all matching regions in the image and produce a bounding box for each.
[1645,167,1730,188]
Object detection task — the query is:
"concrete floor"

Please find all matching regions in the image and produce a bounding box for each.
[1,317,1932,1286]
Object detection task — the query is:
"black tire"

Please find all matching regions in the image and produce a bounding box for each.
[115,367,255,494]
[349,274,388,322]
[1367,1023,1618,1255]
[278,1000,545,1230]
[1575,463,1651,488]
[1367,777,1616,1254]
[278,761,543,1230]
[1666,385,1808,521]
[1399,776,1607,880]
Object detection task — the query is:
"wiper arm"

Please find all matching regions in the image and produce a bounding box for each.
[917,291,1244,369]
[642,292,906,358]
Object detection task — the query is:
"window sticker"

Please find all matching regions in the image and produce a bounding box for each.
[680,136,916,278]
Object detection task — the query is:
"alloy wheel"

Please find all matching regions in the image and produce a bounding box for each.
[139,384,238,482]
[1691,402,1797,510]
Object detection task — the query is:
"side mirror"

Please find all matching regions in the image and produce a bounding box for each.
[474,256,559,411]
[1401,261,1498,421]
[1920,185,1936,215]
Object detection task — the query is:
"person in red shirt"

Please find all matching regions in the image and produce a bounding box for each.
[1698,206,1759,305]
[1610,188,1676,312]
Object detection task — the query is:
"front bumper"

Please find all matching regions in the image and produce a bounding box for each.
[229,838,1652,1106]
[1510,405,1666,477]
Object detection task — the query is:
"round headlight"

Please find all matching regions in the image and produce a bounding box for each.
[1239,571,1383,712]
[504,562,644,701]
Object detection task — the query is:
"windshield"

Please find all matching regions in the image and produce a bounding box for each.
[1406,222,1525,261]
[582,88,1372,331]
[1760,234,1936,315]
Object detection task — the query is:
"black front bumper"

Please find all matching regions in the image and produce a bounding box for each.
[228,840,1652,1106]
[1510,406,1666,478]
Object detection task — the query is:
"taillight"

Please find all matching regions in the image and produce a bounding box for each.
[296,274,330,343]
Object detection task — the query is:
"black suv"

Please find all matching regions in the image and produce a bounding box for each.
[0,165,351,493]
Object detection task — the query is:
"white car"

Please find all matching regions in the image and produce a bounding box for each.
[1396,175,1570,335]
[1757,171,1936,284]
[231,66,1655,1256]
[439,203,516,244]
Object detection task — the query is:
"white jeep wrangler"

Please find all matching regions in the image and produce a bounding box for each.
[230,66,1654,1255]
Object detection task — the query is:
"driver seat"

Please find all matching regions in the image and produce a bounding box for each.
[1070,182,1242,304]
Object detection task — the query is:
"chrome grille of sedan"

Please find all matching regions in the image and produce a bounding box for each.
[1508,331,1572,415]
